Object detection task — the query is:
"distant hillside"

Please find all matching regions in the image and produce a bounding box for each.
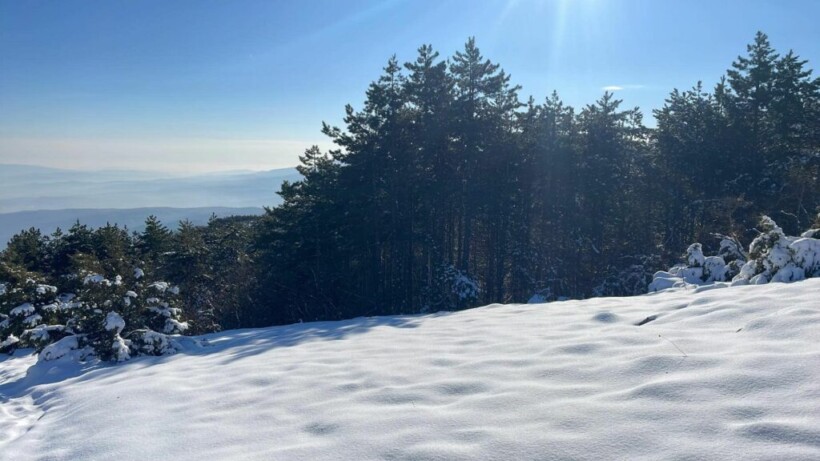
[0,164,299,212]
[0,207,265,247]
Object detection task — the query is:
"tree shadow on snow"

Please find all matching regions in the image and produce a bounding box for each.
[182,313,450,364]
[0,349,106,402]
[0,312,453,396]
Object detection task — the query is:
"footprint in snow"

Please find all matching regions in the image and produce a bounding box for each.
[592,311,619,323]
[0,395,43,446]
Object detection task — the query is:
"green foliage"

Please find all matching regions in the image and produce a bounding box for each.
[138,215,173,273]
[3,228,49,272]
[0,261,188,362]
[0,271,64,353]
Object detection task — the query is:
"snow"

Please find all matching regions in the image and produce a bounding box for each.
[148,281,169,292]
[145,306,189,333]
[733,228,820,285]
[148,305,178,317]
[83,274,110,285]
[9,303,35,317]
[23,325,64,344]
[35,284,57,295]
[135,330,181,355]
[527,293,548,304]
[0,334,18,349]
[41,299,76,313]
[112,335,131,362]
[164,318,189,334]
[685,242,705,267]
[38,335,85,362]
[104,312,125,333]
[703,255,728,282]
[451,273,478,300]
[802,228,820,238]
[792,237,820,275]
[1,279,820,460]
[22,314,41,327]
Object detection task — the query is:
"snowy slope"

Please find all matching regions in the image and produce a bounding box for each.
[1,280,819,460]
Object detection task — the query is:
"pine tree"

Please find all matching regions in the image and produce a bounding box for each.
[724,32,780,200]
[3,228,49,273]
[138,215,173,274]
[166,220,215,333]
[449,37,518,279]
[404,44,455,309]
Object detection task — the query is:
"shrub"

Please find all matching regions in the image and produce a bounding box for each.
[0,266,188,362]
[649,216,820,291]
[422,264,479,312]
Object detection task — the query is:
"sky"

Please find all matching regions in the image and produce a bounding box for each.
[1,0,819,173]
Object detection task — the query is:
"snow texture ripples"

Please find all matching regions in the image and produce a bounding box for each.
[1,279,819,460]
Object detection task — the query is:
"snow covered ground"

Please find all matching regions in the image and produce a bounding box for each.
[1,279,819,460]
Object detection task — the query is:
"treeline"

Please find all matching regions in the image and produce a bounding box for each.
[3,32,819,334]
[254,32,819,323]
[1,215,258,334]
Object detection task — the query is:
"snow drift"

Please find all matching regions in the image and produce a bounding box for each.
[1,279,819,460]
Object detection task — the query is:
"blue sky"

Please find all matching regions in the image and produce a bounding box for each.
[1,0,818,172]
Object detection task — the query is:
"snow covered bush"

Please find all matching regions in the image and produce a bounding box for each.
[732,216,820,284]
[527,288,554,304]
[652,240,743,289]
[0,268,71,354]
[649,216,820,291]
[422,264,479,312]
[0,265,188,362]
[66,271,188,361]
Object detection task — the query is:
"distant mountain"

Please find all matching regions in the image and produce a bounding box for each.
[0,207,265,248]
[0,164,300,213]
[0,164,298,248]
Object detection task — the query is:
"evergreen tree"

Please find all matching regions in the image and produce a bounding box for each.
[3,228,49,273]
[138,215,173,274]
[449,37,512,274]
[166,220,215,333]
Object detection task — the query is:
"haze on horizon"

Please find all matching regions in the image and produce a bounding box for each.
[1,0,819,173]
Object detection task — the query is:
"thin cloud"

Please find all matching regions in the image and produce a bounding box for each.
[0,137,334,173]
[601,84,646,92]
